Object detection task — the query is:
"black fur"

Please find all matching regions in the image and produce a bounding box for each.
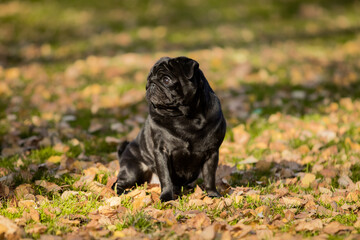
[114,56,226,201]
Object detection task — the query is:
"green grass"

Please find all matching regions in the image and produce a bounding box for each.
[115,211,161,234]
[350,163,360,183]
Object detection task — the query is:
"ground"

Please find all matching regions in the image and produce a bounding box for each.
[1,0,360,239]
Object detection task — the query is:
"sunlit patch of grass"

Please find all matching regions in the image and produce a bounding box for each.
[83,139,116,157]
[350,163,360,183]
[0,201,24,220]
[116,211,160,233]
[27,147,62,164]
[0,154,19,170]
[327,235,350,240]
[333,213,358,226]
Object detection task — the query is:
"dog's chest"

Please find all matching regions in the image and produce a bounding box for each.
[170,147,205,184]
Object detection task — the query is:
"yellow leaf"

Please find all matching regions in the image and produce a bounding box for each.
[47,156,62,164]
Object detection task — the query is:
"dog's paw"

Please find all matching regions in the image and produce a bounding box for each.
[160,190,174,202]
[207,190,221,198]
[112,181,125,195]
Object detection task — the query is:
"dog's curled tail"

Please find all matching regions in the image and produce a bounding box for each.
[117,140,129,158]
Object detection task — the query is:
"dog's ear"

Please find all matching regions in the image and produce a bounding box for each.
[176,57,199,79]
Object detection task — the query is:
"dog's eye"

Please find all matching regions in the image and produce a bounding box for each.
[162,76,171,85]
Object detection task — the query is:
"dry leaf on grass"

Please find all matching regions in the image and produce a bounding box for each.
[323,221,353,234]
[295,219,323,231]
[35,180,61,192]
[26,223,47,234]
[300,173,316,188]
[186,212,211,230]
[15,184,35,199]
[200,224,216,240]
[281,197,304,207]
[0,215,22,240]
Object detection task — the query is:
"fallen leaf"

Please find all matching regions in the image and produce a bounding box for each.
[281,197,303,207]
[29,208,40,222]
[39,235,62,240]
[104,197,122,207]
[323,221,353,234]
[35,180,61,192]
[0,183,10,198]
[256,229,273,240]
[239,156,258,164]
[18,200,36,209]
[46,155,62,164]
[200,225,216,240]
[255,205,270,218]
[295,219,323,231]
[186,212,211,229]
[15,184,35,199]
[345,191,359,202]
[26,223,47,234]
[0,215,22,240]
[300,173,316,188]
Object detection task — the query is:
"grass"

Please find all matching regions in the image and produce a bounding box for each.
[115,211,161,234]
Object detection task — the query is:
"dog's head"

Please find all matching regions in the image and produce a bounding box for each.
[146,56,204,116]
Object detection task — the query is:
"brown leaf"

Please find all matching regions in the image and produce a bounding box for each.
[217,198,233,210]
[346,191,360,202]
[29,208,40,222]
[200,225,216,240]
[15,184,35,199]
[43,208,56,218]
[256,229,273,240]
[316,206,333,217]
[0,183,10,198]
[190,185,205,199]
[58,218,80,226]
[132,196,152,210]
[300,173,316,188]
[87,181,115,198]
[281,197,304,207]
[323,221,353,234]
[25,223,47,234]
[186,212,211,229]
[255,205,270,218]
[232,222,253,238]
[39,235,62,240]
[73,175,95,189]
[188,199,206,208]
[150,191,160,202]
[18,200,36,209]
[105,176,117,189]
[220,231,232,240]
[232,124,250,146]
[338,175,355,188]
[61,191,79,200]
[104,197,122,207]
[284,210,295,221]
[35,180,61,192]
[46,155,62,164]
[295,219,323,231]
[0,215,22,240]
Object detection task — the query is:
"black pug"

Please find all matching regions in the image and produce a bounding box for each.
[114,56,226,202]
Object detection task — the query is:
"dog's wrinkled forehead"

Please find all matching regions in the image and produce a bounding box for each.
[148,56,198,80]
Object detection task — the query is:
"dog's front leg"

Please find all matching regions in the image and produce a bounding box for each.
[154,153,174,202]
[202,151,221,198]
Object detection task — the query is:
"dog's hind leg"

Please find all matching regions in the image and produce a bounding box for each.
[113,143,152,194]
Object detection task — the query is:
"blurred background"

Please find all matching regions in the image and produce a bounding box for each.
[1,0,360,165]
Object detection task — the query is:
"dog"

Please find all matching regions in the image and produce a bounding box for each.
[114,56,226,201]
